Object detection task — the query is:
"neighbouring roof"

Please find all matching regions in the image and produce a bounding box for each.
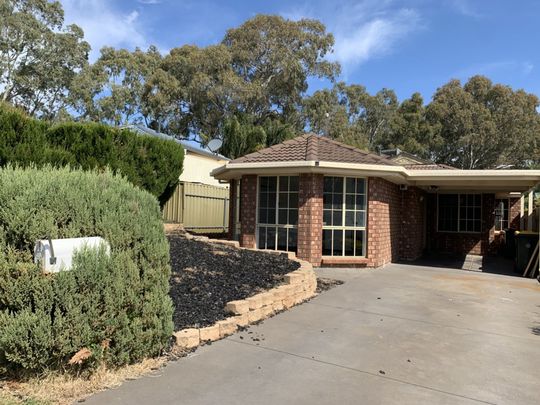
[120,125,230,161]
[231,133,399,166]
[404,164,458,170]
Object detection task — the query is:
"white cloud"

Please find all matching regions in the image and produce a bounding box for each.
[282,1,423,71]
[450,0,482,18]
[60,0,149,60]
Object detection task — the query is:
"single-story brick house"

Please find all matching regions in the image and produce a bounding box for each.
[211,134,540,267]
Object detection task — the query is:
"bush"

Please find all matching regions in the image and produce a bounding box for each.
[0,103,184,205]
[0,166,173,376]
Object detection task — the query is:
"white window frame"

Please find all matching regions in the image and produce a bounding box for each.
[436,193,482,234]
[256,175,299,252]
[322,176,367,257]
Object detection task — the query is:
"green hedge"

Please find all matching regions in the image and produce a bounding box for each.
[0,166,173,376]
[0,103,184,205]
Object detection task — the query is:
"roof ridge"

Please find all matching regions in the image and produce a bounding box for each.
[317,136,399,166]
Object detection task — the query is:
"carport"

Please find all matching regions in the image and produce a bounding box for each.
[404,169,540,277]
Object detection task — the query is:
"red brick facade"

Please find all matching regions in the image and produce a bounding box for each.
[229,174,516,267]
[509,197,520,229]
[366,178,401,267]
[227,179,238,241]
[297,174,324,266]
[399,186,426,261]
[425,193,496,256]
[239,175,257,248]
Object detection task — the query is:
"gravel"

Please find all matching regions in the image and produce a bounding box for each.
[168,232,300,330]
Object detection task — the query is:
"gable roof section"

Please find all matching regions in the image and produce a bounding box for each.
[231,133,399,166]
[405,164,458,170]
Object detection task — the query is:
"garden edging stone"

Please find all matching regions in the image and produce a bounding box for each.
[173,235,318,351]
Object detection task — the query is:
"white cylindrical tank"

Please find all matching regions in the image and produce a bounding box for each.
[34,237,110,273]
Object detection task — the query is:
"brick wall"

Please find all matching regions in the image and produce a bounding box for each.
[367,178,401,267]
[509,197,521,229]
[426,193,496,256]
[400,187,426,261]
[297,174,324,266]
[239,175,257,248]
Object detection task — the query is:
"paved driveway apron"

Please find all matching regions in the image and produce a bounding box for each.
[87,264,540,405]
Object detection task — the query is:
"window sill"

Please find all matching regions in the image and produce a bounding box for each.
[321,256,369,265]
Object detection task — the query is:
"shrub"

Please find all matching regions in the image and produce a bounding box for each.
[0,166,173,376]
[0,103,184,205]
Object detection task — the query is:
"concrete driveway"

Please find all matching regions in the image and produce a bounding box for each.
[87,263,540,405]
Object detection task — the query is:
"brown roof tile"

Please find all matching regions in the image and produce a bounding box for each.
[404,164,458,170]
[230,133,399,166]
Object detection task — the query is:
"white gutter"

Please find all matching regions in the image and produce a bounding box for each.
[211,160,540,184]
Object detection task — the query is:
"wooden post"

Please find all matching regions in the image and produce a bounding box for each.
[520,195,525,230]
[528,190,534,231]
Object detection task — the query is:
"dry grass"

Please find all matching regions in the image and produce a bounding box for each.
[0,357,166,405]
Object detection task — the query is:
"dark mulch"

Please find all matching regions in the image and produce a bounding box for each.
[316,278,344,293]
[168,232,300,330]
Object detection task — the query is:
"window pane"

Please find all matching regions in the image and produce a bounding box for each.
[333,230,343,256]
[324,177,333,193]
[345,211,354,226]
[279,176,288,192]
[357,179,366,194]
[323,210,331,226]
[333,210,343,226]
[258,208,267,224]
[333,193,343,207]
[346,194,355,210]
[260,177,269,192]
[259,192,267,208]
[334,177,343,191]
[288,228,297,252]
[356,211,366,227]
[267,193,276,208]
[473,220,481,233]
[266,227,276,249]
[356,194,365,209]
[277,228,287,251]
[268,176,277,191]
[355,230,365,256]
[258,227,266,249]
[279,192,288,208]
[289,209,298,226]
[344,230,354,256]
[278,209,288,225]
[267,209,276,224]
[289,176,299,192]
[323,193,332,209]
[322,230,332,255]
[346,178,355,194]
[289,192,298,209]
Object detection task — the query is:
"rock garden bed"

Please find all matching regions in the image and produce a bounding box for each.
[166,226,317,350]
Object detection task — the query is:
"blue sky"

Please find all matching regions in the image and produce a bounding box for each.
[59,0,540,102]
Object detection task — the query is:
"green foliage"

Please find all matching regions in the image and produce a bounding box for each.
[0,166,173,376]
[0,103,184,204]
[0,0,90,118]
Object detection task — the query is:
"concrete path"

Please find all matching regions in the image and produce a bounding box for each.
[87,264,540,405]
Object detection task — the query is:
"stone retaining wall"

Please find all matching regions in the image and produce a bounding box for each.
[172,231,318,351]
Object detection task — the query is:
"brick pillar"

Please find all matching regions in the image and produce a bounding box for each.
[399,187,426,261]
[227,179,237,240]
[297,174,323,266]
[509,197,521,230]
[240,175,257,248]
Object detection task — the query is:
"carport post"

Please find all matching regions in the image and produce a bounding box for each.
[528,190,534,230]
[520,195,525,230]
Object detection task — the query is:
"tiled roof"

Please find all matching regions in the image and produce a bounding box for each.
[230,133,399,166]
[404,164,458,170]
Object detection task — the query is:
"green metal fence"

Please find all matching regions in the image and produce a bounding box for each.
[162,182,229,233]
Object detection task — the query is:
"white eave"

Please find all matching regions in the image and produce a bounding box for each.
[211,161,540,192]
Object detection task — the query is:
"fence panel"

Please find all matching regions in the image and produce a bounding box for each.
[162,182,229,233]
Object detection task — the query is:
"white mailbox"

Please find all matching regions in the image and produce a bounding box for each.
[34,237,110,273]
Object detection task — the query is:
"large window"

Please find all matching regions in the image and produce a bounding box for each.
[257,176,298,252]
[437,194,481,233]
[495,198,509,231]
[322,177,367,257]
